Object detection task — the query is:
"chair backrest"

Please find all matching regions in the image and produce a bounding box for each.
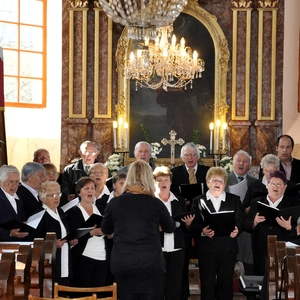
[53,282,117,300]
[28,293,97,300]
[267,235,277,300]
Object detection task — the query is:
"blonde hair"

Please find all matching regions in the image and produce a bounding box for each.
[153,166,173,180]
[39,181,61,201]
[122,160,155,196]
[206,167,228,185]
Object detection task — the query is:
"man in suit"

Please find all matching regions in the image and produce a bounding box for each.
[17,162,46,219]
[225,150,256,293]
[61,141,100,199]
[170,142,210,300]
[117,141,156,174]
[0,165,29,241]
[276,134,300,184]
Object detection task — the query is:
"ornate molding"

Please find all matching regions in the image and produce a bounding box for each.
[231,0,253,8]
[68,0,88,8]
[115,38,128,75]
[218,36,230,73]
[93,1,103,9]
[257,0,279,8]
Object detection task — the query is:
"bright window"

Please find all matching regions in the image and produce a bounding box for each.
[0,0,47,108]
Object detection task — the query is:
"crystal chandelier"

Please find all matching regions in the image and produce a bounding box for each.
[98,0,188,40]
[124,26,205,91]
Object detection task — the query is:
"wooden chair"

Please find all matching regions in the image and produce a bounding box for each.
[267,235,277,300]
[28,294,97,300]
[275,241,286,299]
[53,282,117,300]
[284,246,297,300]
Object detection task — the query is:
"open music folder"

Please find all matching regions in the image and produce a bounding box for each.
[199,199,235,236]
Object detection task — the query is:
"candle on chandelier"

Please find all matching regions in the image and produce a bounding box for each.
[113,121,117,149]
[222,122,227,151]
[209,122,214,154]
[124,122,128,149]
[216,120,220,152]
[118,118,123,149]
[193,51,198,65]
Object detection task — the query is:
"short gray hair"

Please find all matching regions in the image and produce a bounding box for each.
[260,154,280,169]
[233,150,252,165]
[180,143,200,159]
[21,162,45,182]
[0,165,20,183]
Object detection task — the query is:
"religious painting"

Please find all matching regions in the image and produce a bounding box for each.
[129,13,215,158]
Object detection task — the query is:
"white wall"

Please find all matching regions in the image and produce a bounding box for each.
[4,0,62,171]
[283,0,300,142]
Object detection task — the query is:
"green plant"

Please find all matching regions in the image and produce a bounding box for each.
[140,124,151,144]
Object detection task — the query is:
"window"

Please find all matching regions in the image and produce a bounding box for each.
[0,0,47,108]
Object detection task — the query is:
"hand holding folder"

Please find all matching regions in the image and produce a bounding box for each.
[200,199,235,236]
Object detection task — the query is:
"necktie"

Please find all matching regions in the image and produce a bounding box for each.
[85,165,90,174]
[238,176,244,182]
[188,168,197,184]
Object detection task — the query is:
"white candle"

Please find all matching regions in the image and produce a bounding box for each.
[216,120,220,152]
[118,118,123,149]
[113,121,117,149]
[209,122,214,153]
[124,122,128,149]
[222,122,227,151]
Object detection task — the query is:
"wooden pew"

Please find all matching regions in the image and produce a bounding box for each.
[29,239,45,297]
[275,241,286,299]
[43,233,57,298]
[0,252,15,300]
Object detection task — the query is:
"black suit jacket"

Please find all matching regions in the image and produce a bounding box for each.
[191,192,244,254]
[159,195,187,250]
[16,184,43,219]
[170,164,210,200]
[0,188,27,241]
[280,158,300,184]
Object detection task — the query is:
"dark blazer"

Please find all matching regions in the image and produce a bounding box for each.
[0,188,27,241]
[32,208,71,283]
[170,164,210,201]
[117,161,156,174]
[243,178,299,208]
[95,194,109,213]
[61,159,89,196]
[226,172,257,190]
[191,192,244,254]
[159,195,187,250]
[16,184,43,219]
[280,158,300,184]
[243,195,300,275]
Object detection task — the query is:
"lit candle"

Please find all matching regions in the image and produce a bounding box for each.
[118,118,123,149]
[216,120,220,152]
[113,121,117,149]
[129,52,134,65]
[193,51,198,65]
[209,122,214,154]
[124,122,128,149]
[222,122,227,151]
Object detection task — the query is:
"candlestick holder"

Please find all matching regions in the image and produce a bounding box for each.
[209,138,228,166]
[113,148,129,168]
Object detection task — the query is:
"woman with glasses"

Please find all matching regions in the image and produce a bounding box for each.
[34,180,78,285]
[88,163,110,212]
[191,167,244,300]
[243,170,300,275]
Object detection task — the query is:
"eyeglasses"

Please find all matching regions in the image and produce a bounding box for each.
[46,193,62,198]
[269,183,284,188]
[184,153,198,157]
[210,179,225,184]
[35,174,46,179]
[4,180,20,186]
[83,152,98,156]
[89,171,107,176]
[37,155,50,160]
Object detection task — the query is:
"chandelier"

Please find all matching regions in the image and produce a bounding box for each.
[98,0,188,40]
[124,26,205,91]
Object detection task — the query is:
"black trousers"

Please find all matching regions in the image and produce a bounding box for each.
[198,251,236,300]
[163,249,185,300]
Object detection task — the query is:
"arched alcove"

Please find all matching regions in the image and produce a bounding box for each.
[115,0,230,162]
